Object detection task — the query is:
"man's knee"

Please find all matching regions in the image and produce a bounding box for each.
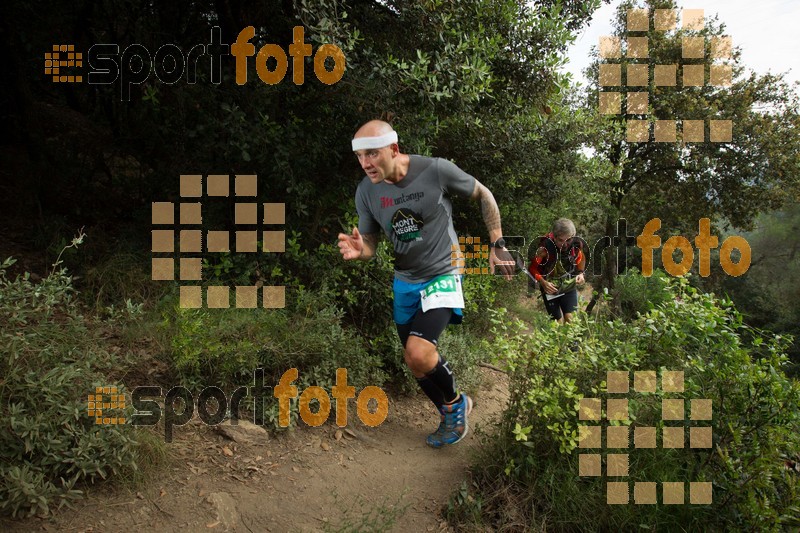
[404,336,438,374]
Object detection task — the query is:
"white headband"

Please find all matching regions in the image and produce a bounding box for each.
[351,131,398,151]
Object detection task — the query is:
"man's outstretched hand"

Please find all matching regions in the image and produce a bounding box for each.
[490,247,516,280]
[338,227,363,261]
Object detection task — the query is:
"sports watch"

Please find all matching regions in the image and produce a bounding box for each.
[489,237,506,249]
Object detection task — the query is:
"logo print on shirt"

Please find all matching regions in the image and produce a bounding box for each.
[380,192,425,209]
[390,209,424,242]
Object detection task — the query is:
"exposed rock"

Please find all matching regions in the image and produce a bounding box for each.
[213,420,269,445]
[206,492,239,531]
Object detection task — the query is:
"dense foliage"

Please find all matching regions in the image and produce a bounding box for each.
[0,258,143,517]
[450,274,800,530]
[723,203,800,371]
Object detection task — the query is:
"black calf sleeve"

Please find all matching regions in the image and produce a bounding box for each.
[416,376,445,409]
[425,355,457,404]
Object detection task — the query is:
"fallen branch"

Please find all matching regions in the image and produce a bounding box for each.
[478,362,507,374]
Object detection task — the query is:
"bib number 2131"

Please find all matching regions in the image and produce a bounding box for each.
[420,275,465,312]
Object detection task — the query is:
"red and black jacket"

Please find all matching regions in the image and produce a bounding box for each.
[528,232,585,282]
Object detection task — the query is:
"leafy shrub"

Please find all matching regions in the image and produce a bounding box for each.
[82,251,166,310]
[0,258,143,517]
[611,267,672,320]
[162,285,388,428]
[461,271,503,334]
[452,277,800,530]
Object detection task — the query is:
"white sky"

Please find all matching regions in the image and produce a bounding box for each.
[563,0,800,86]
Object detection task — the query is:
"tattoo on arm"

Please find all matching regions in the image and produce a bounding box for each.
[472,181,501,233]
[361,233,379,260]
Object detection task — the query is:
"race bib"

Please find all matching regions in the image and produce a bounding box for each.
[420,275,465,312]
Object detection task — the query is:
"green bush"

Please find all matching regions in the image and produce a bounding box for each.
[162,285,388,428]
[610,267,672,320]
[82,251,166,310]
[0,258,142,517]
[451,277,800,530]
[461,271,503,334]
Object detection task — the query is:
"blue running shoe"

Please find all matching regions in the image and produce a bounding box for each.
[426,393,472,448]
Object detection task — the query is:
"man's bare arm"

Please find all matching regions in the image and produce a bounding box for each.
[471,180,502,240]
[470,179,515,278]
[360,233,379,260]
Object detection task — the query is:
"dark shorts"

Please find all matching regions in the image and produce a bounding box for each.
[541,289,578,320]
[396,307,453,348]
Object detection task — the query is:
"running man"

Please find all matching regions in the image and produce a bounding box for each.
[338,120,514,447]
[528,218,586,323]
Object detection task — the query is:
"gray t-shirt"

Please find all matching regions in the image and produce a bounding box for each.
[356,155,476,283]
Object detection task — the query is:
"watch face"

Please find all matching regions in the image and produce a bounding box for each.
[495,238,505,248]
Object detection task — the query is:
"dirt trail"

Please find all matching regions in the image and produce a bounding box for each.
[2,368,509,533]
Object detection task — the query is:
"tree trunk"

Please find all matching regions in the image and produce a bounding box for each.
[602,213,618,291]
[586,188,623,314]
